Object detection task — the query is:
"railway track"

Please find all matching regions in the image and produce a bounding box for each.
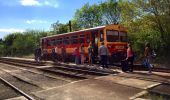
[0,59,87,81]
[0,77,35,100]
[1,57,170,73]
[0,57,170,99]
[0,57,169,82]
[0,58,116,80]
[0,79,21,100]
[0,69,40,100]
[0,63,76,99]
[0,57,117,99]
[0,65,69,89]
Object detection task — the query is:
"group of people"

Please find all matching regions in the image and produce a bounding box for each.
[52,46,66,63]
[73,42,109,69]
[35,41,154,73]
[73,41,154,73]
[73,44,85,65]
[124,42,154,73]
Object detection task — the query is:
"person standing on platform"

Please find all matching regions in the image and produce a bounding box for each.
[61,46,66,62]
[126,43,134,72]
[52,49,57,62]
[74,47,80,65]
[98,42,109,68]
[88,43,94,66]
[144,42,153,74]
[80,44,85,64]
[34,47,41,63]
[55,46,58,60]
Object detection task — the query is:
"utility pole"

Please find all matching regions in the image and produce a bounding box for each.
[69,20,72,32]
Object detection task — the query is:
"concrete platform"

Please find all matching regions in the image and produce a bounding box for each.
[96,75,160,89]
[32,75,161,100]
[118,71,170,84]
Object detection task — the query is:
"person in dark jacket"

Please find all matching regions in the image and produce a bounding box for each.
[34,47,41,63]
[52,49,57,62]
[88,43,94,66]
[61,46,66,62]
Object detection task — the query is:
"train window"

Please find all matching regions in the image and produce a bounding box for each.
[71,35,78,44]
[100,30,104,42]
[86,34,90,43]
[63,37,66,44]
[51,39,55,46]
[80,35,85,43]
[80,35,85,38]
[57,38,63,45]
[106,30,119,42]
[63,37,70,45]
[47,40,50,46]
[119,31,128,42]
[55,39,58,45]
[47,39,53,46]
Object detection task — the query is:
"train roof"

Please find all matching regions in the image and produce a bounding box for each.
[42,25,105,39]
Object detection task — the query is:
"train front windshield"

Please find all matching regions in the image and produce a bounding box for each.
[106,30,127,42]
[119,31,128,42]
[106,30,119,42]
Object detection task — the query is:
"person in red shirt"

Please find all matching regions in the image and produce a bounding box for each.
[74,47,80,65]
[126,43,134,72]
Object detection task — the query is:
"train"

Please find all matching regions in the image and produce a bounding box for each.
[40,24,128,63]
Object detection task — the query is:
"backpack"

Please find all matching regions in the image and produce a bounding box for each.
[151,50,157,58]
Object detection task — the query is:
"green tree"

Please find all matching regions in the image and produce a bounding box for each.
[74,3,102,29]
[2,30,50,56]
[70,19,81,31]
[51,21,68,34]
[138,0,170,48]
[0,39,4,56]
[119,0,170,56]
[3,33,21,56]
[100,0,121,24]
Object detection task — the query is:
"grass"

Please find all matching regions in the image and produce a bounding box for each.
[141,92,169,100]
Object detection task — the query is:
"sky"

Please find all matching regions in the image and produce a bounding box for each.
[0,0,105,39]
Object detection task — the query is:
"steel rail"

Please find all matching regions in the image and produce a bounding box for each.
[0,77,35,100]
[0,59,112,77]
[0,60,86,80]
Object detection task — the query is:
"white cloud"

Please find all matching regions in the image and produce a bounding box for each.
[26,20,48,24]
[20,0,41,6]
[20,0,59,8]
[0,28,25,33]
[44,1,59,8]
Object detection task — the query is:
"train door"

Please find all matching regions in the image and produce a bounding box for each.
[41,38,47,49]
[91,30,98,57]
